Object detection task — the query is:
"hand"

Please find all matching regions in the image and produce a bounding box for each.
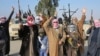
[67,35,70,37]
[49,16,53,20]
[59,41,63,45]
[77,43,81,47]
[82,8,86,15]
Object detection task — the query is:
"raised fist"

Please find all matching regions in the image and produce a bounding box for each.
[82,8,86,14]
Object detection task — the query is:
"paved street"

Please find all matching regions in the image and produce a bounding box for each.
[84,40,88,56]
[9,40,88,56]
[9,40,22,56]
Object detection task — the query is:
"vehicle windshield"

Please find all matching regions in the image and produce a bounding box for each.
[14,19,27,24]
[84,20,90,24]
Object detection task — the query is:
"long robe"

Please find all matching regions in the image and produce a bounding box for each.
[77,14,86,56]
[43,18,66,56]
[0,10,14,54]
[19,25,39,56]
[65,14,86,56]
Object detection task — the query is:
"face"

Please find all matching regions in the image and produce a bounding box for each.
[72,18,78,24]
[35,16,43,25]
[0,18,6,24]
[52,19,59,29]
[27,16,35,26]
[94,20,100,28]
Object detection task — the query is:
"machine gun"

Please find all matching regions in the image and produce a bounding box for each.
[66,4,78,24]
[60,4,78,24]
[18,0,22,22]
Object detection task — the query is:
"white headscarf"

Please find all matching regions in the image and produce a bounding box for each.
[0,16,6,24]
[35,16,43,24]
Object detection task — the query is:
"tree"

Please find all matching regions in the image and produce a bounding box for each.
[35,0,59,17]
[52,0,59,7]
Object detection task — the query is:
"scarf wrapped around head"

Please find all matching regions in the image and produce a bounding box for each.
[0,16,6,24]
[94,19,100,28]
[35,16,43,24]
[52,19,59,29]
[27,15,35,26]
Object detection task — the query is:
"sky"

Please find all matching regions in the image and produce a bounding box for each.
[0,0,100,20]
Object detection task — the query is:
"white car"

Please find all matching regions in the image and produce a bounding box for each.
[83,21,91,40]
[9,18,27,40]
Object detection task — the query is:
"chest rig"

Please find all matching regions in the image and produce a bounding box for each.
[67,23,79,48]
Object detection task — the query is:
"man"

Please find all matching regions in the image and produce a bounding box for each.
[0,7,14,55]
[66,17,79,56]
[43,17,66,56]
[87,19,100,56]
[76,8,86,56]
[38,28,48,56]
[65,8,86,56]
[19,15,39,56]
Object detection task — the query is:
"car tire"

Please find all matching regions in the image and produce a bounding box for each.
[11,37,15,40]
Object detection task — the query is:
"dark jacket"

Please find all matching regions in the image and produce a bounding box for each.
[0,10,14,54]
[19,25,39,56]
[87,27,100,56]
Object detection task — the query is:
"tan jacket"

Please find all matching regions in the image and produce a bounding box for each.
[43,18,66,56]
[77,14,86,54]
[77,14,86,39]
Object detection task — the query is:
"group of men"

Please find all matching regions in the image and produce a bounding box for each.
[0,6,100,56]
[18,8,86,56]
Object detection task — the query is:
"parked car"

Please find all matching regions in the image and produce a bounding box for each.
[83,20,91,40]
[9,18,27,40]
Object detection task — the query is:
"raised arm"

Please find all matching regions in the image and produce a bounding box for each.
[78,8,86,25]
[77,8,86,38]
[43,17,53,31]
[7,7,14,22]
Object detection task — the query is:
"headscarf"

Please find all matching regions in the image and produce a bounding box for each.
[27,15,35,26]
[94,19,100,28]
[35,16,43,24]
[72,17,78,24]
[58,18,63,24]
[0,16,6,24]
[52,19,59,29]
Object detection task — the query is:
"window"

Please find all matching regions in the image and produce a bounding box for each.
[84,21,90,24]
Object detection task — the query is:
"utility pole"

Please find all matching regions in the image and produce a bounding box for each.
[59,6,66,13]
[59,6,67,19]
